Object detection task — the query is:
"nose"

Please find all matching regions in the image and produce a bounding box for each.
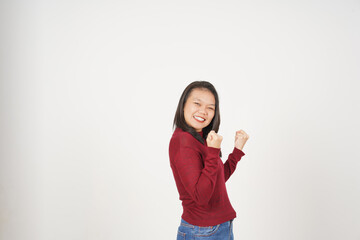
[198,106,207,115]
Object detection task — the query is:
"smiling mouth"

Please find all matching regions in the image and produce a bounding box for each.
[194,116,205,122]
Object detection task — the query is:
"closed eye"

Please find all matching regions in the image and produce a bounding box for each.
[194,102,214,110]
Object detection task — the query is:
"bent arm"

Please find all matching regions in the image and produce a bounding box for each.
[174,144,221,206]
[223,147,245,182]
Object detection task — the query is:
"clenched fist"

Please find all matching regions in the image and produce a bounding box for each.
[234,130,249,151]
[206,130,223,149]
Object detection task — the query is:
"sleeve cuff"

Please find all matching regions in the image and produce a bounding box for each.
[233,147,245,159]
[207,146,221,156]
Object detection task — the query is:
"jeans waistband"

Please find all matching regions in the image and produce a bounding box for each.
[180,218,233,228]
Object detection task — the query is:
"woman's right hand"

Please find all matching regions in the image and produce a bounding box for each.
[206,130,223,149]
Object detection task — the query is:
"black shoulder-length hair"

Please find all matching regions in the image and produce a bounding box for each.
[172,80,222,158]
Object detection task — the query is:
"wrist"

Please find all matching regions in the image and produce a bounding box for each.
[235,146,243,151]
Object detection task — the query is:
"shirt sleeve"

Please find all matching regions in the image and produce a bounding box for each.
[173,137,221,207]
[223,147,245,182]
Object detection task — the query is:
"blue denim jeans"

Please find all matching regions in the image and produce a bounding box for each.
[177,218,234,240]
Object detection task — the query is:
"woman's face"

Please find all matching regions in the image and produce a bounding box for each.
[183,88,216,132]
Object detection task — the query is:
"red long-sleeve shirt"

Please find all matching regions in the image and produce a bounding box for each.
[169,127,245,226]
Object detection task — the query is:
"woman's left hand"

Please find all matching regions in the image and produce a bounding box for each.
[234,130,249,151]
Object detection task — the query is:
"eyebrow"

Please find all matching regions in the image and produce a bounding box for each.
[193,98,215,106]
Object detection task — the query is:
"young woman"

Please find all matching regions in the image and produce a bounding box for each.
[169,81,249,240]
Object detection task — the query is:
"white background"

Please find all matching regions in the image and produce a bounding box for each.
[1,0,359,239]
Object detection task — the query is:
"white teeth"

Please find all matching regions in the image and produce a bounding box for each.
[194,116,205,121]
